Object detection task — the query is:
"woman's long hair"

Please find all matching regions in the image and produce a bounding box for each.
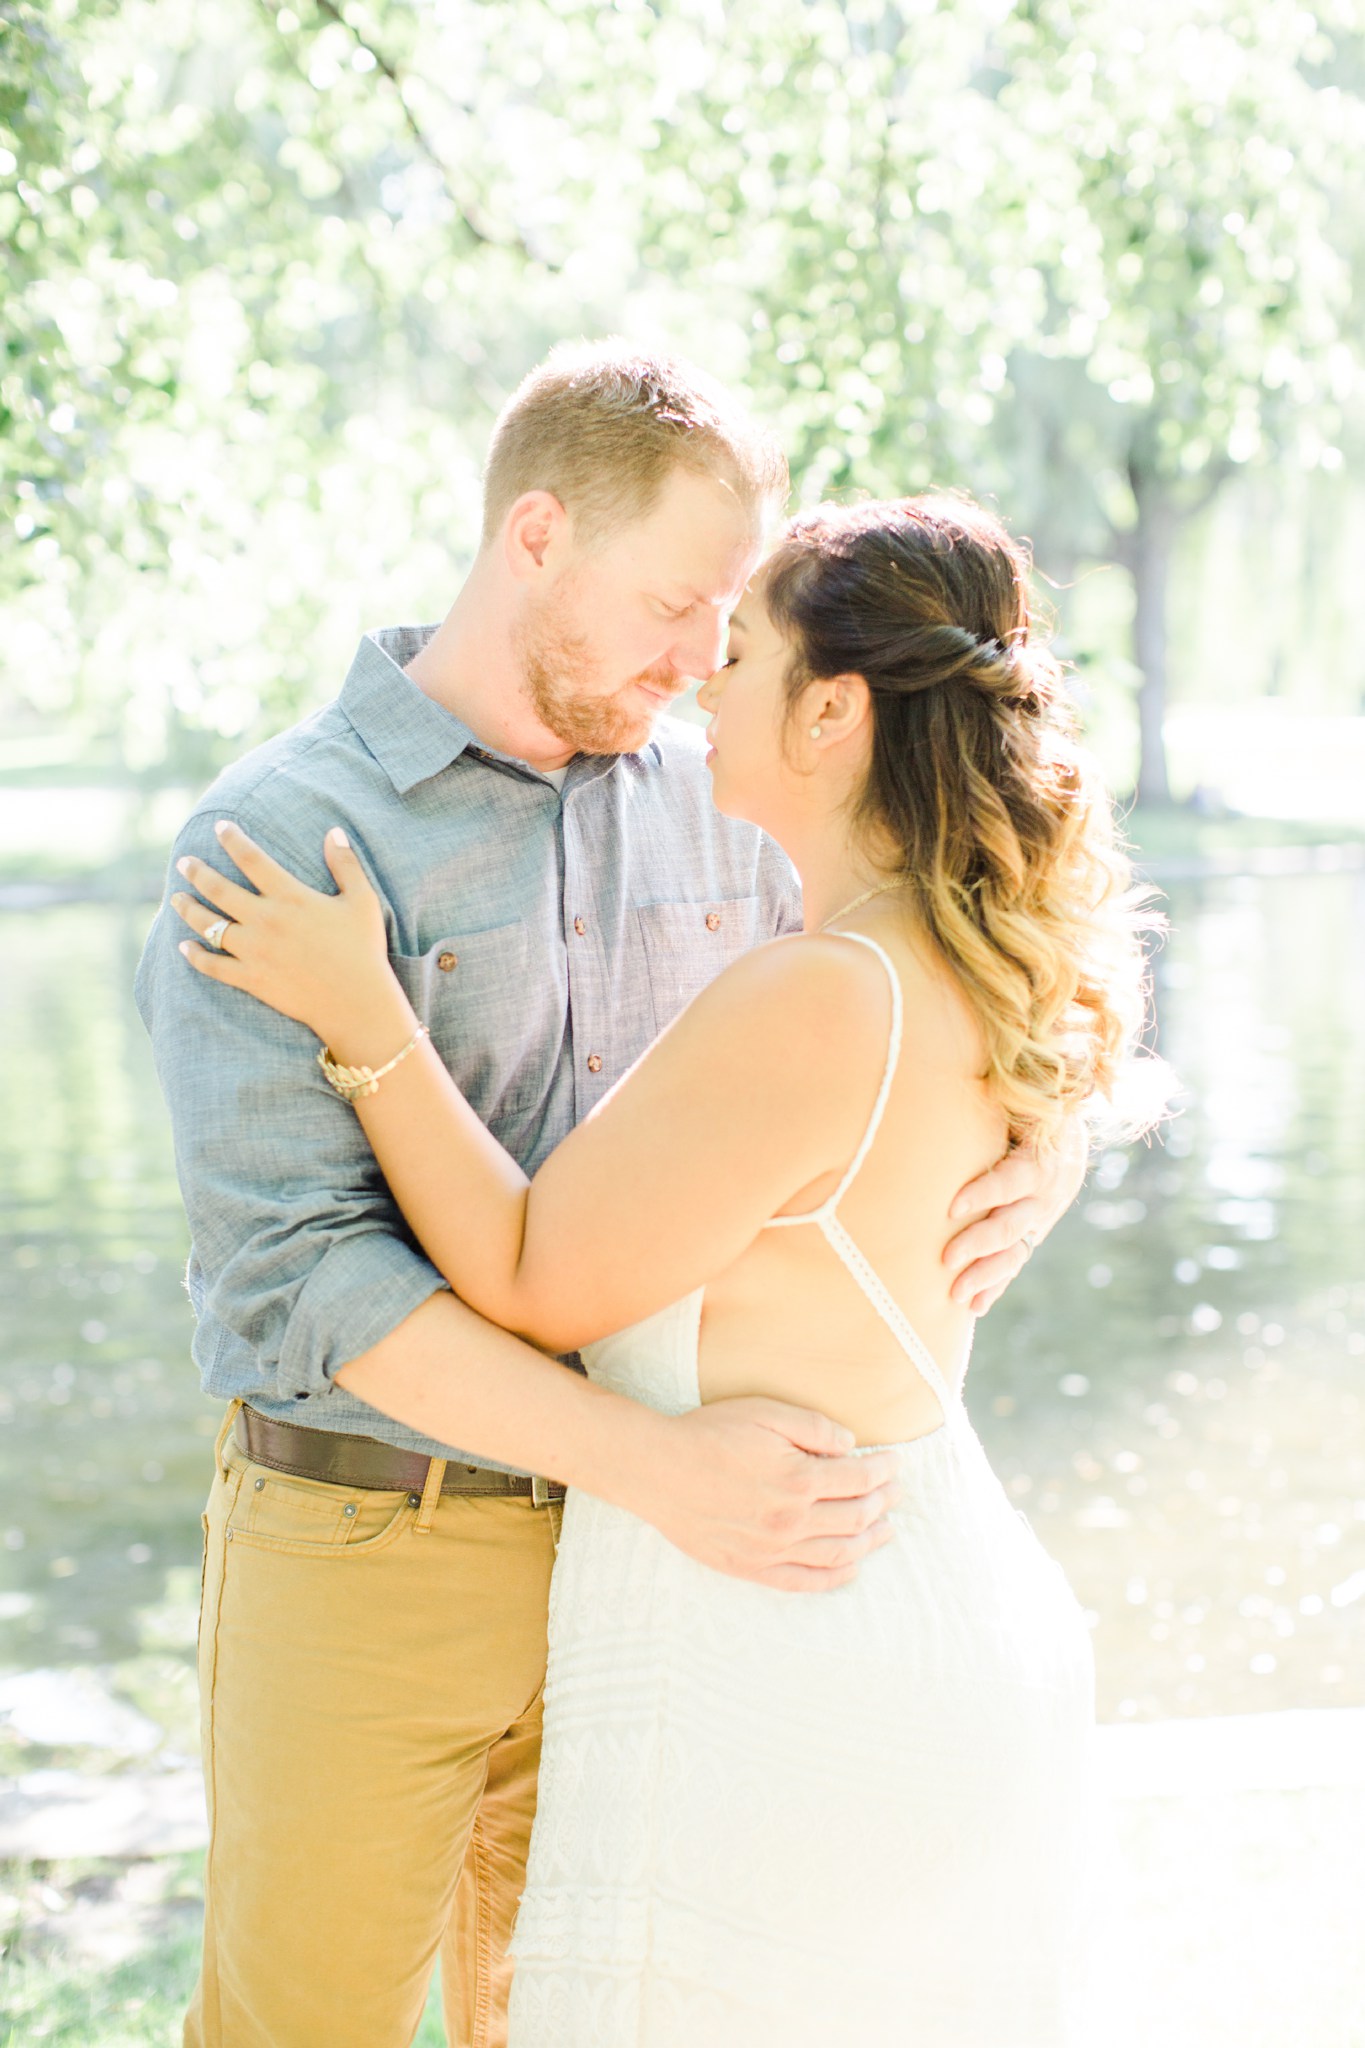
[764,494,1165,1150]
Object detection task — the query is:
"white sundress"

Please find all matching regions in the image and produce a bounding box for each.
[508,934,1105,2047]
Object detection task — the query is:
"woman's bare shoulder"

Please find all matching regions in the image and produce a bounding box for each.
[673,930,897,1078]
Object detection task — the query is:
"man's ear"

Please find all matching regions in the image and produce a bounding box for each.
[503,490,571,582]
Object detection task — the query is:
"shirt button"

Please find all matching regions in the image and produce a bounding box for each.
[573,917,586,937]
[705,911,722,932]
[586,1053,603,1074]
[437,951,458,972]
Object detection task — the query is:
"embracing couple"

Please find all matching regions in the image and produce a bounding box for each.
[137,342,1153,2047]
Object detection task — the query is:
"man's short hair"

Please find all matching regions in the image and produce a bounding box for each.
[480,339,789,548]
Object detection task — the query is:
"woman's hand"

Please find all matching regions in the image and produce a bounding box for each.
[172,821,399,1046]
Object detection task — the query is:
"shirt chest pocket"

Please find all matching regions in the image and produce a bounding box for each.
[635,895,765,1036]
[391,921,545,1120]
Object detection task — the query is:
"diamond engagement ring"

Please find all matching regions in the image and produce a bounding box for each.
[204,917,233,952]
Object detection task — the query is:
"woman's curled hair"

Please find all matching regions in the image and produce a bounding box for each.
[764,494,1165,1150]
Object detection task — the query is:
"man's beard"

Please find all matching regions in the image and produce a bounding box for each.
[516,589,676,757]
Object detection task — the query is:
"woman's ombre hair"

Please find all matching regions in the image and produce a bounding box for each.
[764,493,1166,1150]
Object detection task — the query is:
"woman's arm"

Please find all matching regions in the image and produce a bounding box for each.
[363,930,881,1350]
[174,822,888,1352]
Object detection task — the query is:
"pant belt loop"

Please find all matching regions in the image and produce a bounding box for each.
[215,1398,244,1472]
[414,1455,446,1534]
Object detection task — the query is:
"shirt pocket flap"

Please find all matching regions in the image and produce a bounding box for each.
[635,895,763,1034]
[391,921,535,1115]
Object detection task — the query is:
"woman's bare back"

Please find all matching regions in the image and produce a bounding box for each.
[697,920,1007,1446]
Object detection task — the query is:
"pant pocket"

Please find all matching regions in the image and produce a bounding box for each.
[228,1465,413,1560]
[240,1470,353,1546]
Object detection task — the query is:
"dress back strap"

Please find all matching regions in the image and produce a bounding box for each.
[762,928,965,1421]
[764,931,902,1231]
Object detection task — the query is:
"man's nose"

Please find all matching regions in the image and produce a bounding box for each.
[675,613,727,681]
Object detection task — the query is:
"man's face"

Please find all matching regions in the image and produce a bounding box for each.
[514,467,765,756]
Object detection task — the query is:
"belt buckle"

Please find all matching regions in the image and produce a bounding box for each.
[531,1475,554,1508]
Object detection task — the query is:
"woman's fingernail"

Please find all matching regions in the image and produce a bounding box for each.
[178,941,191,956]
[176,858,189,876]
[215,820,230,837]
[329,826,349,848]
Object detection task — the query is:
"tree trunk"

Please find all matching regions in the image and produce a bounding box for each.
[1127,459,1176,807]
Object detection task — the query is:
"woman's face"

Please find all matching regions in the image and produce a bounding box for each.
[696,592,802,835]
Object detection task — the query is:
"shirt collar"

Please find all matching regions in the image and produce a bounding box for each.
[340,625,664,796]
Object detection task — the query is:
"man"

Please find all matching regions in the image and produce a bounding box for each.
[136,341,1081,2048]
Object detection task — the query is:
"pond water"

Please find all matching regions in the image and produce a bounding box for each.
[1,874,1363,1730]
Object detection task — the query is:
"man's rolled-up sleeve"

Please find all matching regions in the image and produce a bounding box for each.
[135,807,448,1402]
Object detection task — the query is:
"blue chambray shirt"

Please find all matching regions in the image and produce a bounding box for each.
[135,626,802,1472]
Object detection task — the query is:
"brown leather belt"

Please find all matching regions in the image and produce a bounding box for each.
[234,1407,565,1505]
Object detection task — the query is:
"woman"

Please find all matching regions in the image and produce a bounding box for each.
[173,493,1159,2044]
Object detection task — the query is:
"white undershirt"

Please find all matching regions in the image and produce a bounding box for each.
[540,765,570,792]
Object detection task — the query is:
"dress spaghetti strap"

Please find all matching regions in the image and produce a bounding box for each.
[762,931,962,1419]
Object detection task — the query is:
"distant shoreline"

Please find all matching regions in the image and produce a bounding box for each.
[3,836,1363,912]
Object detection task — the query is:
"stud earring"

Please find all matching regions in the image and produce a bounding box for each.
[810,724,822,740]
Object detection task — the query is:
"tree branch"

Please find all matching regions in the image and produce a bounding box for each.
[258,0,542,263]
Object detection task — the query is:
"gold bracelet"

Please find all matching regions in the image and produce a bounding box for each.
[316,1023,430,1102]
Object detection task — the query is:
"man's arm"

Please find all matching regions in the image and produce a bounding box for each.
[942,1115,1090,1314]
[336,1292,902,1592]
[136,806,451,1403]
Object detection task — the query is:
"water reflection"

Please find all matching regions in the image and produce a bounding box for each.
[977,868,1365,1718]
[0,907,215,1685]
[1,878,1362,1726]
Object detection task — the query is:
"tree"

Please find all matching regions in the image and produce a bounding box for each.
[4,0,1361,805]
[989,0,1363,802]
[625,0,1364,803]
[0,0,574,771]
[627,0,1039,502]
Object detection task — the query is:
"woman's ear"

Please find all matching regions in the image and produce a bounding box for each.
[806,672,872,746]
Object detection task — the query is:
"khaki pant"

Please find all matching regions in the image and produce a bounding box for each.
[187,1404,561,2048]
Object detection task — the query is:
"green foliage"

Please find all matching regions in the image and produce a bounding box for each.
[606,0,1364,794]
[995,0,1360,548]
[0,0,596,772]
[1,0,1362,791]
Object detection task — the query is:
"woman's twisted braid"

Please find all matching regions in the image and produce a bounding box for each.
[765,495,1161,1149]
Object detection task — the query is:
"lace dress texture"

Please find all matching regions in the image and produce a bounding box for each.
[507,935,1102,2047]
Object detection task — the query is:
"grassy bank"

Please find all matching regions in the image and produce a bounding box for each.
[0,1855,447,2046]
[1125,804,1365,875]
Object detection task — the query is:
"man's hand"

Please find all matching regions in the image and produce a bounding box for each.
[943,1117,1089,1315]
[626,1399,902,1592]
